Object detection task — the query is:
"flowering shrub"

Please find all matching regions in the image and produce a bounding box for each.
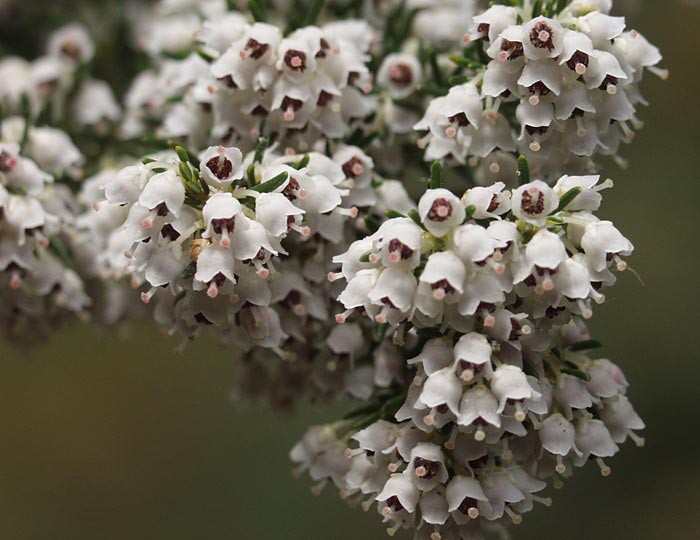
[0,0,664,538]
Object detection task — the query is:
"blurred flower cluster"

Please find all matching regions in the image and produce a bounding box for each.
[0,0,664,538]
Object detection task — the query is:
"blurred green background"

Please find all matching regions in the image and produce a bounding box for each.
[1,1,699,538]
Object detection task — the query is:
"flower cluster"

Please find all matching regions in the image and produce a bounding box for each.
[334,177,629,330]
[101,141,378,353]
[0,0,661,537]
[122,16,375,152]
[0,121,90,340]
[415,1,667,181]
[291,168,642,538]
[0,23,120,130]
[292,331,643,539]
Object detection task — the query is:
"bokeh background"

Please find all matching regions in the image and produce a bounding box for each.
[1,1,699,538]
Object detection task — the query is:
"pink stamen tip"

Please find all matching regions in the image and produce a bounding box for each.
[257,268,270,279]
[335,314,346,324]
[352,163,364,176]
[220,238,230,248]
[140,292,151,304]
[283,110,295,122]
[9,275,21,289]
[207,284,219,298]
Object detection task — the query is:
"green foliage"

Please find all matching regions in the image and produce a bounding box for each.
[429,161,443,189]
[555,186,583,213]
[517,155,531,186]
[250,171,289,192]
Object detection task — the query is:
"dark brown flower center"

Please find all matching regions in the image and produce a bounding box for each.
[160,224,180,241]
[449,112,470,127]
[211,217,236,234]
[283,177,301,200]
[501,39,524,60]
[530,21,555,51]
[427,198,453,222]
[413,457,440,479]
[244,38,269,60]
[317,90,334,107]
[388,238,414,260]
[458,496,479,515]
[284,49,307,71]
[477,23,490,41]
[520,188,545,215]
[566,50,590,71]
[389,63,413,86]
[206,156,233,180]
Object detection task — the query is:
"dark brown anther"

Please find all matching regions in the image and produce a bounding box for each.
[206,156,233,180]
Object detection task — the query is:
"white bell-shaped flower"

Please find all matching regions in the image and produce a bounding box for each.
[407,443,449,491]
[255,192,304,237]
[511,180,559,226]
[469,5,518,43]
[453,332,492,382]
[376,218,423,268]
[461,182,511,219]
[451,223,495,264]
[580,220,633,272]
[202,192,242,247]
[368,266,417,323]
[407,337,454,376]
[420,368,463,416]
[490,364,541,414]
[377,53,422,100]
[573,416,619,469]
[598,395,645,444]
[522,16,565,60]
[458,384,501,431]
[419,251,465,301]
[446,475,488,521]
[540,413,581,471]
[139,169,185,219]
[377,473,420,514]
[199,146,244,188]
